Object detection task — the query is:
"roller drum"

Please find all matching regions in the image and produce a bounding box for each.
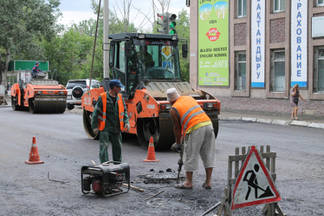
[205,111,219,138]
[31,96,66,113]
[157,113,175,150]
[136,114,175,151]
[83,109,99,139]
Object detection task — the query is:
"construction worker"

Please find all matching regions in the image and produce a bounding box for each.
[167,88,216,190]
[32,62,40,78]
[91,79,130,163]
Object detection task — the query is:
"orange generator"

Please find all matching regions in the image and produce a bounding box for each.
[82,33,220,150]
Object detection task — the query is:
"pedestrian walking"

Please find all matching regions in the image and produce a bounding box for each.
[290,84,305,120]
[166,88,216,190]
[91,79,130,163]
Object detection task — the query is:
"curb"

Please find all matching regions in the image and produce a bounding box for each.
[220,115,324,129]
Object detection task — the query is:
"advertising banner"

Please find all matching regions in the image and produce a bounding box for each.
[198,0,229,86]
[251,0,265,88]
[291,0,308,87]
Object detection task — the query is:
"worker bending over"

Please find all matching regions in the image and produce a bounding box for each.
[167,88,216,189]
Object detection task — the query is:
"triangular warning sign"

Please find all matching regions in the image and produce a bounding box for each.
[231,146,281,210]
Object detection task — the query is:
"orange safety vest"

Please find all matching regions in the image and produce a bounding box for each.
[172,96,210,135]
[98,92,125,131]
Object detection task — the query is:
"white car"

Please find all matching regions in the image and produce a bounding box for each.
[66,79,100,110]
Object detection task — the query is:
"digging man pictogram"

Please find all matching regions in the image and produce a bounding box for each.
[243,164,274,200]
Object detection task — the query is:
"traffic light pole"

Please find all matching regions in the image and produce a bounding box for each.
[169,13,177,35]
[103,0,110,79]
[157,12,177,35]
[157,13,169,34]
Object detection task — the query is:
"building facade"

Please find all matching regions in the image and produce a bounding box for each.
[190,0,324,101]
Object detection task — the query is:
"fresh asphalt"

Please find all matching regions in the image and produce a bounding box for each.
[0,104,323,215]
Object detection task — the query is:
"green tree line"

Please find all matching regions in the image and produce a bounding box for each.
[0,0,189,86]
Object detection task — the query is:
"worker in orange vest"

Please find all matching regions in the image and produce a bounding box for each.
[91,79,130,163]
[167,88,216,190]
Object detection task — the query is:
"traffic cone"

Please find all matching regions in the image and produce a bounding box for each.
[144,136,159,162]
[25,137,44,165]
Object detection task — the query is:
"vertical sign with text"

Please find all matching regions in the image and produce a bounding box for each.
[251,0,265,88]
[198,0,229,86]
[291,0,308,87]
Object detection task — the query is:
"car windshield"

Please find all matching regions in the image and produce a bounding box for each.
[133,39,181,80]
[66,81,86,89]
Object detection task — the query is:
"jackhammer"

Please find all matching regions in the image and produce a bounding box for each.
[171,142,184,184]
[177,149,183,184]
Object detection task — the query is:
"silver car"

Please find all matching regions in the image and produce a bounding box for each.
[66,79,100,110]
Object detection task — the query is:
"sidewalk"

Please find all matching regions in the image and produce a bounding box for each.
[2,95,324,129]
[219,111,324,129]
[217,96,324,130]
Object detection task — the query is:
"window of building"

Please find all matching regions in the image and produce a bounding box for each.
[237,0,247,17]
[234,51,246,90]
[318,0,324,6]
[273,0,285,12]
[314,47,324,92]
[270,50,285,92]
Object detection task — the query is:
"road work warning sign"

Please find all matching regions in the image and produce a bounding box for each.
[231,146,281,210]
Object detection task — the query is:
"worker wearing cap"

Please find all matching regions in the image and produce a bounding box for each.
[91,79,130,163]
[167,88,216,190]
[32,62,40,78]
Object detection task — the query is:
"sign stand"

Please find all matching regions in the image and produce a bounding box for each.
[203,145,286,216]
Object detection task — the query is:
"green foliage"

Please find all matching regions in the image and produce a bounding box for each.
[0,0,60,83]
[176,10,190,82]
[0,0,189,85]
[43,5,139,85]
[42,28,94,84]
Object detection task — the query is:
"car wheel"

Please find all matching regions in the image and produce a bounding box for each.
[67,104,75,110]
[72,86,84,99]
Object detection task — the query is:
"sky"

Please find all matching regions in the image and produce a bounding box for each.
[58,0,189,31]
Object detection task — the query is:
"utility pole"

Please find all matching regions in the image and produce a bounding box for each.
[103,0,110,78]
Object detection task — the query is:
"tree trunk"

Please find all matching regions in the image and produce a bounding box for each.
[0,54,2,84]
[3,48,10,88]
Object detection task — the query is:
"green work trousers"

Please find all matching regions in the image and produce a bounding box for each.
[99,131,122,163]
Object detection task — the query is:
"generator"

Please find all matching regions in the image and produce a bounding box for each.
[81,161,130,197]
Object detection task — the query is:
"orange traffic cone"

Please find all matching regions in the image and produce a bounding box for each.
[25,137,44,165]
[144,136,159,162]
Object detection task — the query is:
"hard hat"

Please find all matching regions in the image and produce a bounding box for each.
[109,79,124,89]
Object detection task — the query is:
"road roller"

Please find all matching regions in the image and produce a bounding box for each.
[11,72,67,114]
[81,33,221,150]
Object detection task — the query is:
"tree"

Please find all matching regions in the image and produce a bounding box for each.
[42,28,94,84]
[0,0,60,85]
[176,10,190,82]
[43,1,139,85]
[151,0,171,32]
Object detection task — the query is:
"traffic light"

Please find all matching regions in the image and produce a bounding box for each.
[157,13,169,34]
[169,14,177,35]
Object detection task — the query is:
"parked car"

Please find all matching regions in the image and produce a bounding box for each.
[66,79,100,110]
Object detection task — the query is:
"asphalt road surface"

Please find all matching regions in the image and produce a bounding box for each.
[0,106,323,216]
